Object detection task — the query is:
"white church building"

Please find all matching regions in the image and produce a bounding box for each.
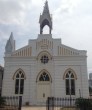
[2,1,89,105]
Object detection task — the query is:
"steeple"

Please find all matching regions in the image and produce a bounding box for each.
[5,32,15,54]
[39,0,52,34]
[43,0,49,14]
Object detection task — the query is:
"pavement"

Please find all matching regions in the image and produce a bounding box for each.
[22,107,46,110]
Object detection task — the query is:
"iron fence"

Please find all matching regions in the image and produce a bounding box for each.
[46,97,92,110]
[0,96,22,110]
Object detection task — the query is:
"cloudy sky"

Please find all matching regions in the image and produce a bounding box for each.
[0,0,92,74]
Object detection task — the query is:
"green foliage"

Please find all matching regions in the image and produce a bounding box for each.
[89,87,92,94]
[0,96,6,107]
[75,98,92,110]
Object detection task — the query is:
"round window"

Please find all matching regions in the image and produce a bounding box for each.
[40,55,49,64]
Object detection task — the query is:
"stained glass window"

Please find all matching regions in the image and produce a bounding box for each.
[40,55,49,64]
[39,72,50,81]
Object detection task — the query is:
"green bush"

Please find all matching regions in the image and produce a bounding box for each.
[89,87,92,95]
[0,96,6,107]
[75,98,92,110]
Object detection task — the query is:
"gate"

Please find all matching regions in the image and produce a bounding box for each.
[46,97,92,110]
[0,96,22,110]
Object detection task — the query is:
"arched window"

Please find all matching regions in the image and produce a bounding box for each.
[15,70,24,94]
[39,72,50,81]
[65,70,75,95]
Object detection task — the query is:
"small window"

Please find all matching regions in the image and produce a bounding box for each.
[21,73,24,78]
[16,74,19,78]
[40,55,49,64]
[66,74,69,78]
[39,72,50,81]
[15,79,19,94]
[66,79,69,95]
[71,73,74,78]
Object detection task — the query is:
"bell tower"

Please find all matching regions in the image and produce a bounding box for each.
[39,1,52,34]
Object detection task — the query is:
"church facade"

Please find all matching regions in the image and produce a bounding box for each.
[2,1,89,105]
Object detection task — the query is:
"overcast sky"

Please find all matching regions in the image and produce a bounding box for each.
[0,0,92,74]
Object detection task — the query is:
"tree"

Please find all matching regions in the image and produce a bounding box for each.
[0,96,6,107]
[75,98,92,110]
[89,87,92,95]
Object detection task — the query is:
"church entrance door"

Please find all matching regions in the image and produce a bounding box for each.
[37,82,51,102]
[36,71,51,103]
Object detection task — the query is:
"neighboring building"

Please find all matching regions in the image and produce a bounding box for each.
[89,73,92,79]
[89,73,92,96]
[2,1,89,105]
[0,65,4,96]
[89,73,92,88]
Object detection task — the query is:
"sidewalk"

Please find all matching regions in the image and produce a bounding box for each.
[22,107,46,110]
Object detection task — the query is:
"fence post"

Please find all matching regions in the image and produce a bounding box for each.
[18,96,22,110]
[48,97,49,110]
[52,97,54,110]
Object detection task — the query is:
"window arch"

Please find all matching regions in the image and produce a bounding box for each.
[64,69,77,95]
[39,72,50,81]
[13,69,25,94]
[36,69,52,82]
[43,25,50,34]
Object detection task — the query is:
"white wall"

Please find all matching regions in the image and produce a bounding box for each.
[2,34,89,105]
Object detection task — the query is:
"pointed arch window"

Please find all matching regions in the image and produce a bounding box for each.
[15,71,24,94]
[39,72,50,81]
[65,71,75,95]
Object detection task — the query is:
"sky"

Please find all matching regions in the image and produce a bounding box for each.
[0,0,92,74]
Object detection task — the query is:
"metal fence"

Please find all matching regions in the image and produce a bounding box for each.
[46,97,92,110]
[0,96,22,110]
